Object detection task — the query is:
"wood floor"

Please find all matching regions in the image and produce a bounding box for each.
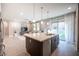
[52,41,76,56]
[3,35,77,56]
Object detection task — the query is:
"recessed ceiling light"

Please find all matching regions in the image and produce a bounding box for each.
[20,12,24,16]
[32,20,35,22]
[41,21,43,24]
[47,22,49,25]
[67,7,71,10]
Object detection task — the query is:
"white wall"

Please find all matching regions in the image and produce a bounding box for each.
[0,3,1,17]
[75,4,78,51]
[0,3,1,12]
[9,21,21,37]
[2,20,21,37]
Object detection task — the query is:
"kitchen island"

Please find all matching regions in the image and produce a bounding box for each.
[24,33,59,56]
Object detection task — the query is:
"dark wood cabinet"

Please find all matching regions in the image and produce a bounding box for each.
[51,35,59,53]
[26,37,31,54]
[26,37,43,56]
[25,34,59,56]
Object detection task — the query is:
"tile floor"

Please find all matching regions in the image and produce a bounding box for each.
[3,35,77,56]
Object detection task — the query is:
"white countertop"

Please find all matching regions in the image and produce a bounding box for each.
[24,33,58,42]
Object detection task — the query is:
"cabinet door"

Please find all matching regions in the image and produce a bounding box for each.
[26,37,31,54]
[30,39,43,56]
[56,35,59,47]
[26,37,43,56]
[51,37,55,53]
[51,35,59,53]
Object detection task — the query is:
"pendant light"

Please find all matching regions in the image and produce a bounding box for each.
[40,7,44,24]
[46,10,51,33]
[47,11,49,25]
[32,3,35,22]
[32,4,36,32]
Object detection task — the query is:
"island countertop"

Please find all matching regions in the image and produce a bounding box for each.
[24,33,58,42]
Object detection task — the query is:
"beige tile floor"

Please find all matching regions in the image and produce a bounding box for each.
[3,35,77,56]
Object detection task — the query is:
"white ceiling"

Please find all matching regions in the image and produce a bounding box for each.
[1,3,77,21]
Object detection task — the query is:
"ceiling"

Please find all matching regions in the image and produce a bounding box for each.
[1,3,77,22]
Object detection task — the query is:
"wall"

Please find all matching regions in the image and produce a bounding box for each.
[0,3,1,13]
[1,21,9,37]
[9,21,21,37]
[2,20,34,37]
[76,4,79,51]
[2,21,21,37]
[75,4,78,51]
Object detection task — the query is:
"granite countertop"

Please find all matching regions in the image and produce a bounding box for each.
[24,33,58,42]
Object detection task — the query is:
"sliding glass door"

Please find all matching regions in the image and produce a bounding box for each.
[58,22,65,41]
[52,21,65,41]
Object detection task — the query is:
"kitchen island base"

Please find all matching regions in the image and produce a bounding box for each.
[24,33,59,56]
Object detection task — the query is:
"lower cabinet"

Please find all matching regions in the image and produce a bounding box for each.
[51,35,59,53]
[26,35,59,56]
[26,37,31,55]
[26,37,43,56]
